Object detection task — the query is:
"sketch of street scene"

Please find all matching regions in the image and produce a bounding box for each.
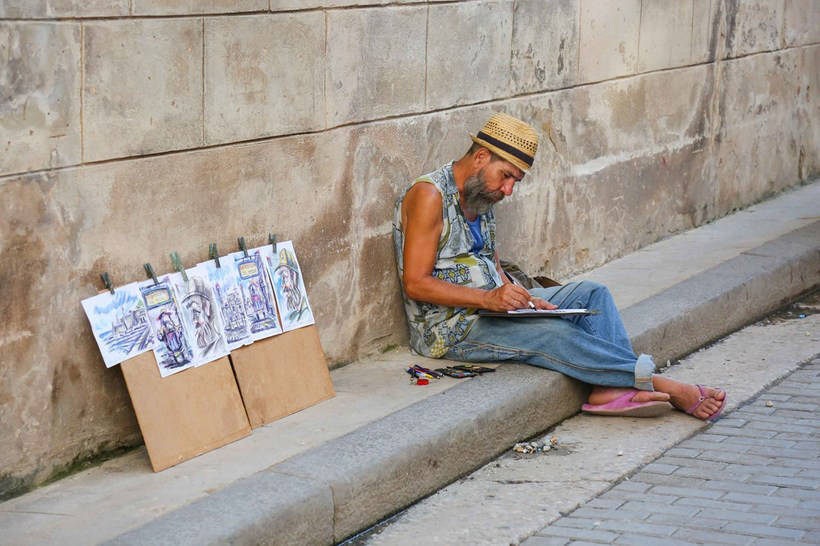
[139,276,196,377]
[81,282,153,368]
[267,241,315,332]
[169,268,229,366]
[230,248,282,341]
[198,258,252,351]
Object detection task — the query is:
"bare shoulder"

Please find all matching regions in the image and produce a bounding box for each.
[402,182,443,226]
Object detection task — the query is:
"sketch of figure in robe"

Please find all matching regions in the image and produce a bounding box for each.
[274,248,308,320]
[157,310,188,366]
[182,274,227,359]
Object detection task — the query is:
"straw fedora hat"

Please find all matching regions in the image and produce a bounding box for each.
[470,112,539,172]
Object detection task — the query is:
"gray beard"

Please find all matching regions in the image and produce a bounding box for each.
[462,171,502,216]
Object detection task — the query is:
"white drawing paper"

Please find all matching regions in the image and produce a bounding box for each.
[198,257,252,351]
[169,268,229,366]
[81,282,154,368]
[228,248,282,341]
[139,276,196,377]
[267,241,315,332]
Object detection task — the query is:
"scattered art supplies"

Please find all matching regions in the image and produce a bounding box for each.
[81,282,154,367]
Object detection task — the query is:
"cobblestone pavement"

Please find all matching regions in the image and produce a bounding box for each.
[523,358,820,546]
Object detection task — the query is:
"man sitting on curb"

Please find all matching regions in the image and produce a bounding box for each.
[392,112,726,420]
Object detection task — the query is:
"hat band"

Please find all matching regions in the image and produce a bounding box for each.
[476,131,534,167]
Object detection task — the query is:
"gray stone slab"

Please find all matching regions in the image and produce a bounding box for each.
[510,0,579,93]
[132,0,265,15]
[784,0,820,46]
[0,22,82,176]
[204,13,325,145]
[426,1,513,109]
[624,221,820,364]
[273,365,585,542]
[578,0,640,82]
[0,0,128,17]
[106,471,333,545]
[326,6,426,126]
[638,0,695,72]
[723,0,784,58]
[83,19,203,161]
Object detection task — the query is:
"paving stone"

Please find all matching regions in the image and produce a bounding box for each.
[723,492,800,507]
[641,463,679,475]
[746,446,817,460]
[747,475,819,489]
[746,504,820,518]
[535,525,619,543]
[773,488,820,501]
[715,418,748,428]
[774,516,820,530]
[719,436,797,450]
[674,497,754,513]
[664,448,702,458]
[585,498,625,510]
[695,450,772,466]
[629,473,705,489]
[599,491,680,505]
[724,521,805,539]
[649,485,724,500]
[695,509,777,525]
[571,506,650,522]
[615,534,698,546]
[673,466,751,481]
[611,480,652,493]
[657,456,728,471]
[549,517,599,530]
[744,421,816,434]
[520,535,569,546]
[596,519,677,537]
[620,501,698,517]
[672,527,755,545]
[646,513,726,530]
[700,480,778,496]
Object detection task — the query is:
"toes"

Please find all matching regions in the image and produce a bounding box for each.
[631,390,670,403]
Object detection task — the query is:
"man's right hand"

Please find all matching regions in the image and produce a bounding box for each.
[482,284,534,311]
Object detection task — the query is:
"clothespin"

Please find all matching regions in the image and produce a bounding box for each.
[238,236,248,258]
[209,243,221,268]
[170,252,187,282]
[144,263,159,285]
[268,233,277,247]
[100,272,115,295]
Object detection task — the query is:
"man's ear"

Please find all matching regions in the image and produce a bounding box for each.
[473,146,491,169]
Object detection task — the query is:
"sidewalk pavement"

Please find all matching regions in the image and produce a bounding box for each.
[525,358,820,546]
[1,181,818,545]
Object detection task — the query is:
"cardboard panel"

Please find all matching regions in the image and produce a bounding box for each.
[230,325,335,428]
[120,353,252,471]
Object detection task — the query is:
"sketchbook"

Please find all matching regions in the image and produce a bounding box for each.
[478,308,599,318]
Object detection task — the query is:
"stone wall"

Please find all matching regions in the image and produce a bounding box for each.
[1,0,817,497]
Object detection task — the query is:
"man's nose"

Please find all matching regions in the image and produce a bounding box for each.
[501,180,515,196]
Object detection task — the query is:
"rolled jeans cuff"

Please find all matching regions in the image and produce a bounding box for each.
[634,354,656,391]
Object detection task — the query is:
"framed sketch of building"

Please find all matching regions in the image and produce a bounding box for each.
[139,276,196,377]
[267,241,315,332]
[81,282,154,368]
[198,258,252,351]
[229,248,282,342]
[169,268,229,367]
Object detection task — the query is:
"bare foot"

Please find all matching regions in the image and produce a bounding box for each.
[653,377,725,420]
[588,386,670,406]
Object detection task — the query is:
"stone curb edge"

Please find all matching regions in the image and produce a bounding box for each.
[106,221,819,546]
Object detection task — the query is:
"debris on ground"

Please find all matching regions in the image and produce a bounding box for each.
[512,437,560,454]
[765,400,774,407]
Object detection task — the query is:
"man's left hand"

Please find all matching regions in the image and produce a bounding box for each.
[531,297,558,310]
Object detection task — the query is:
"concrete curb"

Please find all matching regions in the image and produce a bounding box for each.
[108,221,819,545]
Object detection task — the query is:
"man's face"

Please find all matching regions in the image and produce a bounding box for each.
[463,158,525,215]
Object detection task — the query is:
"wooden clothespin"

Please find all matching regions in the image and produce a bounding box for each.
[170,252,188,282]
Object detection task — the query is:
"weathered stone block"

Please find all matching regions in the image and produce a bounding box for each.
[426,1,513,110]
[132,0,266,15]
[270,0,413,9]
[0,22,81,176]
[784,0,820,46]
[715,49,806,213]
[578,0,641,82]
[326,6,426,126]
[724,0,784,58]
[638,0,694,72]
[0,0,127,18]
[511,0,579,93]
[691,0,720,63]
[83,19,203,162]
[204,13,324,144]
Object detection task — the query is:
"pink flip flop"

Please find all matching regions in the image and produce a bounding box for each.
[685,384,727,422]
[582,390,673,418]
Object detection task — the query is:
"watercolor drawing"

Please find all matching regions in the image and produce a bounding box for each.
[169,268,229,366]
[81,282,153,368]
[198,258,252,351]
[139,276,196,377]
[230,248,282,341]
[268,241,315,332]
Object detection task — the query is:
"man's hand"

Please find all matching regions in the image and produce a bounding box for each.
[531,297,558,310]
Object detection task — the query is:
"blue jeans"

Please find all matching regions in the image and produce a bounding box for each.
[445,281,655,391]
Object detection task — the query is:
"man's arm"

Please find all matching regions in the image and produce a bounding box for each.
[401,183,532,311]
